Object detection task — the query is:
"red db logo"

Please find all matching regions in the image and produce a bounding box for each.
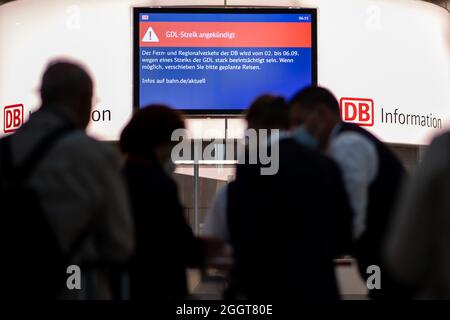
[3,104,24,133]
[340,98,374,127]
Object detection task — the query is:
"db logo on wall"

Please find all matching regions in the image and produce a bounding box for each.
[3,104,24,133]
[340,98,374,127]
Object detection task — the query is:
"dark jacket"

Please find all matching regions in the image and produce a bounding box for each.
[227,138,353,300]
[123,156,204,300]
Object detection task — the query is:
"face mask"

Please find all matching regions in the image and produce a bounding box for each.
[163,159,176,175]
[292,125,319,150]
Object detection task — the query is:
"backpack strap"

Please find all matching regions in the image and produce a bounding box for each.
[0,124,75,185]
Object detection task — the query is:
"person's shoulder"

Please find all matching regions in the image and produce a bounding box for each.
[124,159,176,192]
[431,131,450,148]
[424,131,450,171]
[330,130,378,165]
[280,137,341,175]
[317,151,339,169]
[278,137,314,155]
[332,130,372,148]
[279,137,326,161]
[148,171,178,196]
[277,138,331,175]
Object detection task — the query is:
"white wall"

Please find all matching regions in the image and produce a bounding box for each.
[1,0,449,144]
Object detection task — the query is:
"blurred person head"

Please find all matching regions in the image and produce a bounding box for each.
[40,61,93,129]
[245,94,289,131]
[120,105,185,173]
[289,86,341,151]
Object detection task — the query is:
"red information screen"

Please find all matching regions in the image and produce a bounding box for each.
[134,9,317,113]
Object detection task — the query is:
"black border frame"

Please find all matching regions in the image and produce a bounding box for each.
[133,7,318,116]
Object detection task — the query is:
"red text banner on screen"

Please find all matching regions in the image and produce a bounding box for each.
[139,22,312,47]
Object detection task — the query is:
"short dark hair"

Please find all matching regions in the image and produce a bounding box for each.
[290,86,340,116]
[120,105,185,157]
[40,61,92,104]
[245,94,289,130]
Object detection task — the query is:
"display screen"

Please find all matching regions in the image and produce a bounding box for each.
[133,8,317,113]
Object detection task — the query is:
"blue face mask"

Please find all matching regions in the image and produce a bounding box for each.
[292,125,319,150]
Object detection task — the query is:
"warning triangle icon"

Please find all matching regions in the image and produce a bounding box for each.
[142,27,159,42]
